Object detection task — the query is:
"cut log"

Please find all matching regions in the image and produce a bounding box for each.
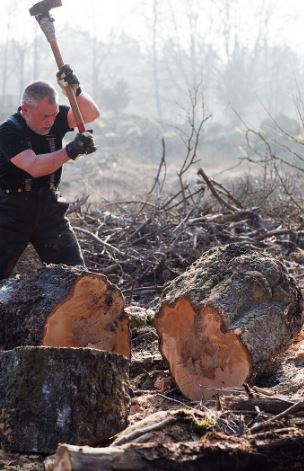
[154,243,304,401]
[0,265,130,358]
[51,430,304,471]
[0,346,130,453]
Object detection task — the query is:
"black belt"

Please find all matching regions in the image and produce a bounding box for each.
[0,183,58,194]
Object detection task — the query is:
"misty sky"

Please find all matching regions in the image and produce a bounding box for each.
[0,0,304,54]
[1,0,304,127]
[1,0,304,180]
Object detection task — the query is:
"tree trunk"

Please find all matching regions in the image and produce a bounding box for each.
[51,430,304,471]
[154,243,304,401]
[0,346,130,453]
[152,0,163,120]
[0,265,130,358]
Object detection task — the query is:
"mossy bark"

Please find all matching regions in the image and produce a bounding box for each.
[0,346,130,453]
[0,265,130,358]
[155,243,304,400]
[52,430,304,471]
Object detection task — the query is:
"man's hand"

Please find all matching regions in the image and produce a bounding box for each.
[65,132,97,160]
[56,64,82,96]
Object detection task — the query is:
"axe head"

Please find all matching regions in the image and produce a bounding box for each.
[29,0,62,18]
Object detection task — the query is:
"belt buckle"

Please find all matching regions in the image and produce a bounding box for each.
[25,179,32,192]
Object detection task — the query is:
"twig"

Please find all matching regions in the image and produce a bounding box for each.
[112,417,176,446]
[197,168,239,212]
[161,185,190,210]
[136,138,167,217]
[176,85,211,213]
[150,137,167,197]
[73,226,125,256]
[250,427,299,439]
[157,393,207,418]
[67,194,90,214]
[127,218,152,242]
[212,180,244,209]
[255,228,297,242]
[249,399,304,434]
[243,383,255,398]
[273,161,304,212]
[163,187,203,212]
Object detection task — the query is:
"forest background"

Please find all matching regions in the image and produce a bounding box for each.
[1,0,304,202]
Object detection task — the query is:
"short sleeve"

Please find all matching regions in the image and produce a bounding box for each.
[53,105,74,136]
[0,125,30,162]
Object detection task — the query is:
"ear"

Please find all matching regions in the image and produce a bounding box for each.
[20,104,30,117]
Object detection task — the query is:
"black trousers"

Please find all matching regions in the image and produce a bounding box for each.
[0,188,84,279]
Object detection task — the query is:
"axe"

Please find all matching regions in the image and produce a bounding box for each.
[29,0,86,133]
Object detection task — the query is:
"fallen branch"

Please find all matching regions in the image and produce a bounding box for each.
[112,417,176,446]
[74,226,125,256]
[249,400,304,434]
[197,167,240,212]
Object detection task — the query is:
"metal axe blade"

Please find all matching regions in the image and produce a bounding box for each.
[29,0,62,18]
[28,0,86,133]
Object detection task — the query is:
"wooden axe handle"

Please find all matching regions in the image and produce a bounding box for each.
[50,40,86,133]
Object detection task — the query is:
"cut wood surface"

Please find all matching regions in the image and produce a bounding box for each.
[0,346,130,454]
[0,265,130,358]
[154,243,304,401]
[51,429,304,471]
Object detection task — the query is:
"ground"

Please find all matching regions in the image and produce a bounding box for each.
[2,156,304,469]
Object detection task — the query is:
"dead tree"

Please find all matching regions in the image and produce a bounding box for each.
[154,243,304,401]
[0,265,130,358]
[0,346,130,453]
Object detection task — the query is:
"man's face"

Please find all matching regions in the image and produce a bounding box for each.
[21,96,59,135]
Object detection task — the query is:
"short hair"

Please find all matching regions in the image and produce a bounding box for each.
[21,81,58,108]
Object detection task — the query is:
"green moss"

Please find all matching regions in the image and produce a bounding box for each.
[176,409,216,436]
[192,416,216,434]
[10,348,49,402]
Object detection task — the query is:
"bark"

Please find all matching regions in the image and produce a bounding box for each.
[222,396,296,415]
[154,243,304,401]
[51,430,304,471]
[0,346,130,454]
[0,265,130,358]
[111,409,199,447]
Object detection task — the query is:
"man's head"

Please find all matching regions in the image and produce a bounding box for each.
[21,81,59,135]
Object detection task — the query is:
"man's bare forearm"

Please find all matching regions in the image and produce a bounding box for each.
[11,148,70,178]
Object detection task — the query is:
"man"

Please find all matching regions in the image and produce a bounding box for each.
[0,65,100,279]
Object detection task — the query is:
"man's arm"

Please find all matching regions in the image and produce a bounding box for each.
[11,148,70,178]
[67,92,100,129]
[11,133,96,178]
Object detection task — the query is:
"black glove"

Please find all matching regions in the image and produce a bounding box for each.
[56,64,82,96]
[65,132,96,160]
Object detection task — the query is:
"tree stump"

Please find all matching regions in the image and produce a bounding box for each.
[0,265,130,358]
[154,243,304,401]
[0,346,130,453]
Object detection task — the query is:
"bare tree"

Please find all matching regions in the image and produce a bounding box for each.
[11,39,30,97]
[176,84,211,214]
[239,102,304,213]
[0,1,17,97]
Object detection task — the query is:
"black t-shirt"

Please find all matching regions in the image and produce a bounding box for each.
[0,105,73,189]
